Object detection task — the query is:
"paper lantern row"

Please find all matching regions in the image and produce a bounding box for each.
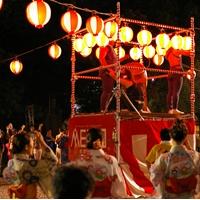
[25,1,192,52]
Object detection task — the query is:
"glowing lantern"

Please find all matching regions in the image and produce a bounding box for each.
[86,15,104,36]
[95,47,100,59]
[61,10,82,34]
[143,45,155,59]
[156,33,170,49]
[171,34,183,50]
[0,0,3,10]
[48,43,62,59]
[80,46,92,57]
[26,0,51,28]
[74,38,86,52]
[83,33,96,48]
[182,36,192,50]
[96,32,109,47]
[186,69,196,80]
[119,26,133,43]
[129,47,142,60]
[10,59,23,75]
[156,45,166,56]
[114,46,125,59]
[104,21,118,38]
[153,54,164,66]
[137,29,152,46]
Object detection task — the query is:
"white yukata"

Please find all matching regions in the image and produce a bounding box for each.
[3,147,57,198]
[74,148,129,198]
[150,144,200,199]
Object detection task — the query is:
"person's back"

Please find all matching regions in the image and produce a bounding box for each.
[151,143,198,198]
[165,146,197,192]
[165,47,190,71]
[76,148,123,197]
[150,119,200,199]
[74,128,129,198]
[55,127,69,165]
[99,44,118,66]
[3,131,57,198]
[145,128,171,170]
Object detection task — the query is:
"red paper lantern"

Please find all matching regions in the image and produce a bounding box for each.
[186,69,196,80]
[61,10,82,34]
[95,47,100,59]
[26,0,51,29]
[10,59,23,75]
[86,15,104,36]
[153,54,164,66]
[0,0,3,10]
[48,43,62,59]
[104,21,118,38]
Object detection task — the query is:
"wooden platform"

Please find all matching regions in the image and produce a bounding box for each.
[74,110,194,120]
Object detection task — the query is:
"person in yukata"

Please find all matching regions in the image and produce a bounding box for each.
[73,128,129,198]
[73,128,149,198]
[150,118,200,199]
[3,131,57,198]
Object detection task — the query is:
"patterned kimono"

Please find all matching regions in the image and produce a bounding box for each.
[74,149,129,198]
[150,144,200,198]
[3,147,57,198]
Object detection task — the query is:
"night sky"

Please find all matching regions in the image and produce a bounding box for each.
[0,0,200,128]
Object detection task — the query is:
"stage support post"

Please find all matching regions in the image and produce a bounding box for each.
[71,34,76,117]
[190,17,195,119]
[115,1,121,162]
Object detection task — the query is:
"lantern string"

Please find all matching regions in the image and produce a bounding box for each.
[1,31,199,73]
[0,0,199,74]
[75,74,170,81]
[0,34,70,64]
[48,0,114,16]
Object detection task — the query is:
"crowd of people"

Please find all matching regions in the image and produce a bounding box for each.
[0,118,199,199]
[0,122,69,198]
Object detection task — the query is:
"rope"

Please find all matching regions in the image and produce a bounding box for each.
[48,0,114,16]
[75,62,189,76]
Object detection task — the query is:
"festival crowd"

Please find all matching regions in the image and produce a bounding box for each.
[0,118,199,199]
